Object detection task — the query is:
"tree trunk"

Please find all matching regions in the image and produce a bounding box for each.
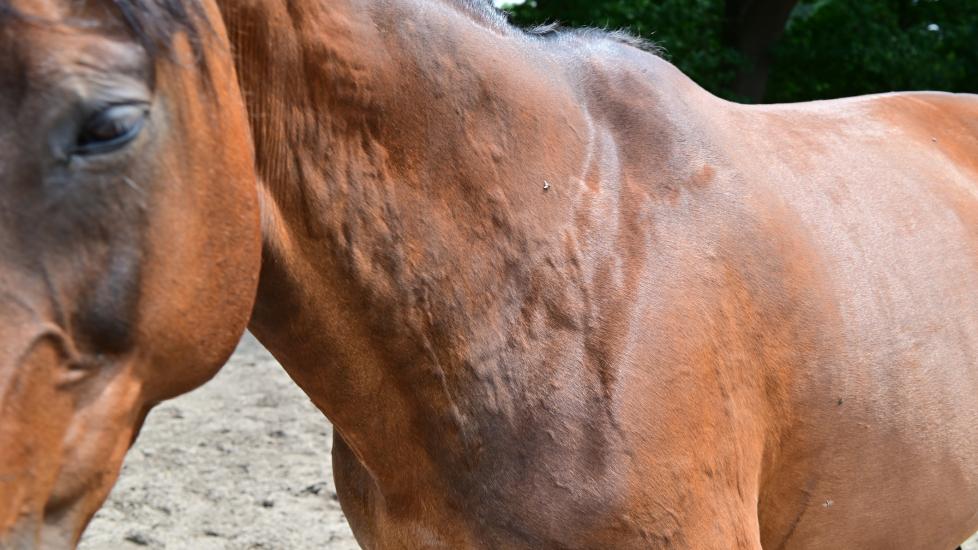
[724,0,799,102]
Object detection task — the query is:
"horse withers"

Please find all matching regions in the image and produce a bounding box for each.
[4,0,978,548]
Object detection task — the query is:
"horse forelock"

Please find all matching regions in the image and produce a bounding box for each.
[107,0,205,56]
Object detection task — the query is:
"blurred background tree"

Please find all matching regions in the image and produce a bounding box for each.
[500,0,978,103]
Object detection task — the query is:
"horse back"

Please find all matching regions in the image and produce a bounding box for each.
[556,47,978,547]
[708,92,978,548]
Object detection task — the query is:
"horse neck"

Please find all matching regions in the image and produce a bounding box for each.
[216,0,699,500]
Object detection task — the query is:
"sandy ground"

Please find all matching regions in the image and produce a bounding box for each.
[79,334,978,549]
[79,334,358,550]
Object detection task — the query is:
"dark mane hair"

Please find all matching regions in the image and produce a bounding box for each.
[0,0,202,57]
[456,0,661,55]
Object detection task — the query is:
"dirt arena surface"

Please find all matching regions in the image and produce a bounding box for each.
[79,334,978,549]
[79,334,358,550]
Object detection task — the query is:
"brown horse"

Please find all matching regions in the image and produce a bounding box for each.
[3,0,978,548]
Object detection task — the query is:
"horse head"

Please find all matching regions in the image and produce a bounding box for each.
[0,1,260,545]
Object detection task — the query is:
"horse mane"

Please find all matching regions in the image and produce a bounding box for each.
[524,23,663,55]
[455,0,511,30]
[452,0,662,55]
[0,0,660,60]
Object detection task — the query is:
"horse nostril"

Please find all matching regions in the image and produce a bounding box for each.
[41,486,86,548]
[15,325,95,389]
[58,355,102,388]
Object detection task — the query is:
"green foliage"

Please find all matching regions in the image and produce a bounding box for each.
[769,0,978,102]
[505,0,978,103]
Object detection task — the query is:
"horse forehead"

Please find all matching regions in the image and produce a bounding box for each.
[0,35,24,109]
[1,0,140,69]
[0,26,148,134]
[7,0,122,21]
[0,29,26,182]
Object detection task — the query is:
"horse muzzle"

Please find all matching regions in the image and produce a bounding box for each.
[0,320,95,550]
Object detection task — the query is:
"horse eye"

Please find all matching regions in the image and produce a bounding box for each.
[74,104,148,156]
